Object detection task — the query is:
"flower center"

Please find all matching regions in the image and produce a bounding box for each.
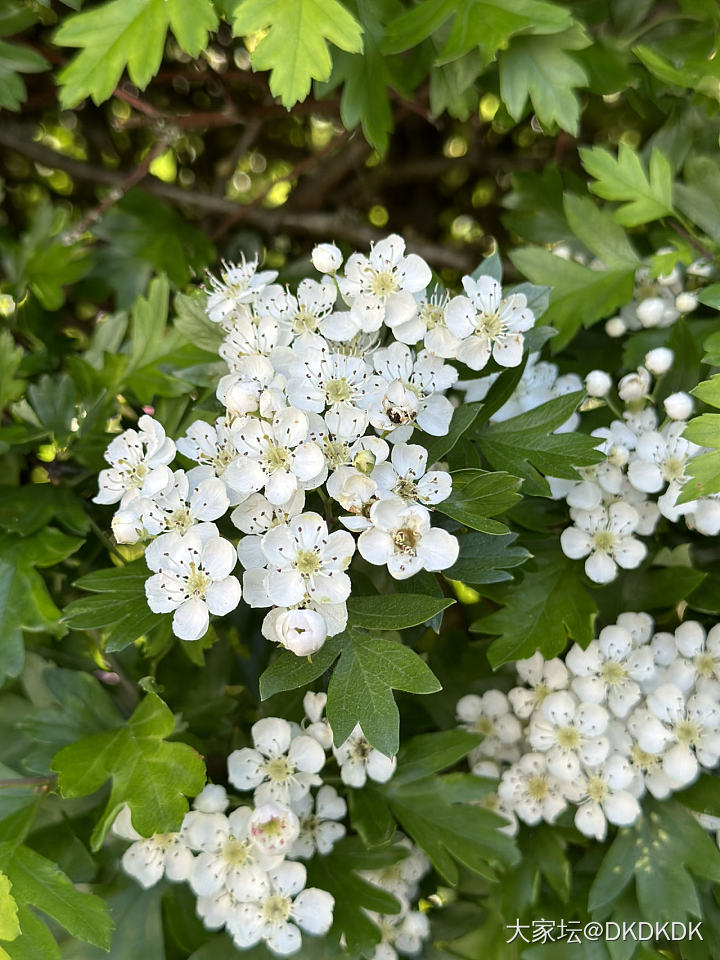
[534,681,550,703]
[586,776,608,803]
[556,725,581,750]
[675,719,700,745]
[393,526,421,554]
[295,548,321,575]
[394,477,418,501]
[293,307,318,333]
[592,530,618,553]
[527,775,549,800]
[213,445,236,473]
[422,304,445,328]
[600,660,627,686]
[124,461,148,487]
[153,833,177,850]
[263,895,292,924]
[695,652,716,678]
[326,378,352,403]
[168,506,192,533]
[223,839,250,866]
[186,565,210,597]
[349,736,373,762]
[662,455,686,481]
[253,816,286,842]
[370,270,397,296]
[264,442,292,471]
[473,716,495,737]
[478,311,504,340]
[264,756,294,784]
[631,744,659,769]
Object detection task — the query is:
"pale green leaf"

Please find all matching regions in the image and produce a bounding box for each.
[579,142,674,226]
[346,595,455,631]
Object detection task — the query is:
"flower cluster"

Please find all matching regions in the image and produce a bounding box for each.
[552,355,719,584]
[94,238,542,650]
[458,612,720,841]
[111,694,438,957]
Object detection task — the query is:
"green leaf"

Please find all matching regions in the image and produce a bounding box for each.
[51,693,206,849]
[676,774,720,818]
[579,143,674,226]
[445,531,531,584]
[174,292,223,354]
[436,469,523,533]
[259,632,345,700]
[26,374,76,447]
[417,401,481,465]
[0,333,24,414]
[474,554,597,667]
[392,730,483,784]
[346,594,455,631]
[0,39,49,111]
[231,0,363,108]
[597,565,707,615]
[380,772,517,885]
[326,634,441,756]
[0,871,19,943]
[511,246,636,349]
[683,413,720,447]
[589,800,720,921]
[499,28,589,135]
[55,0,219,107]
[476,391,604,496]
[563,193,639,268]
[305,838,402,955]
[62,559,167,653]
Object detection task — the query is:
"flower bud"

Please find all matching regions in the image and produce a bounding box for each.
[618,367,651,402]
[675,291,698,314]
[664,391,693,420]
[605,316,626,338]
[275,608,327,657]
[644,347,674,376]
[311,243,342,274]
[585,370,612,397]
[353,448,376,475]
[636,297,666,327]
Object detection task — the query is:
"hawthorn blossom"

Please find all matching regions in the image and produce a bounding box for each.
[224,409,325,505]
[187,806,273,901]
[112,807,192,889]
[565,625,655,718]
[528,691,610,781]
[176,418,241,491]
[508,653,569,719]
[357,497,459,579]
[445,275,535,370]
[627,422,699,495]
[337,234,431,336]
[560,501,646,584]
[286,347,379,430]
[226,861,334,956]
[145,531,241,641]
[228,717,326,806]
[205,256,278,327]
[638,683,720,786]
[570,754,641,840]
[456,691,522,763]
[333,725,397,788]
[290,785,347,858]
[261,603,345,655]
[371,443,452,506]
[497,753,568,825]
[94,415,175,505]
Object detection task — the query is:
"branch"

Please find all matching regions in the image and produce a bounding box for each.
[0,775,57,790]
[0,126,475,271]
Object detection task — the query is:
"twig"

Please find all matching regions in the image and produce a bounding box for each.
[668,218,715,263]
[0,126,475,270]
[0,776,57,789]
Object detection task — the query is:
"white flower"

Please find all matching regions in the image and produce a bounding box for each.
[337,234,431,336]
[508,653,569,719]
[528,691,610,781]
[302,692,333,751]
[114,469,229,544]
[664,391,694,420]
[258,512,355,608]
[269,608,329,657]
[333,724,397,788]
[456,692,522,763]
[94,415,175,505]
[224,409,325,505]
[498,753,568,825]
[326,466,378,523]
[312,243,343,274]
[565,625,655,718]
[286,347,379,431]
[560,501,646,584]
[572,754,641,840]
[248,802,301,859]
[640,683,720,786]
[187,807,272,901]
[627,421,698,494]
[226,861,334,956]
[445,275,535,370]
[145,531,241,641]
[232,490,305,536]
[228,717,326,805]
[219,315,290,373]
[366,343,457,439]
[362,838,430,900]
[206,256,279,327]
[644,347,674,375]
[371,443,452,505]
[358,497,459,579]
[585,370,612,398]
[667,622,720,696]
[676,291,698,313]
[367,909,431,960]
[290,785,346,858]
[392,287,452,350]
[113,808,192,888]
[262,278,339,342]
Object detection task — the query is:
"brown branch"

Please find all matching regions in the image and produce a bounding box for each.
[0,126,475,271]
[0,775,57,789]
